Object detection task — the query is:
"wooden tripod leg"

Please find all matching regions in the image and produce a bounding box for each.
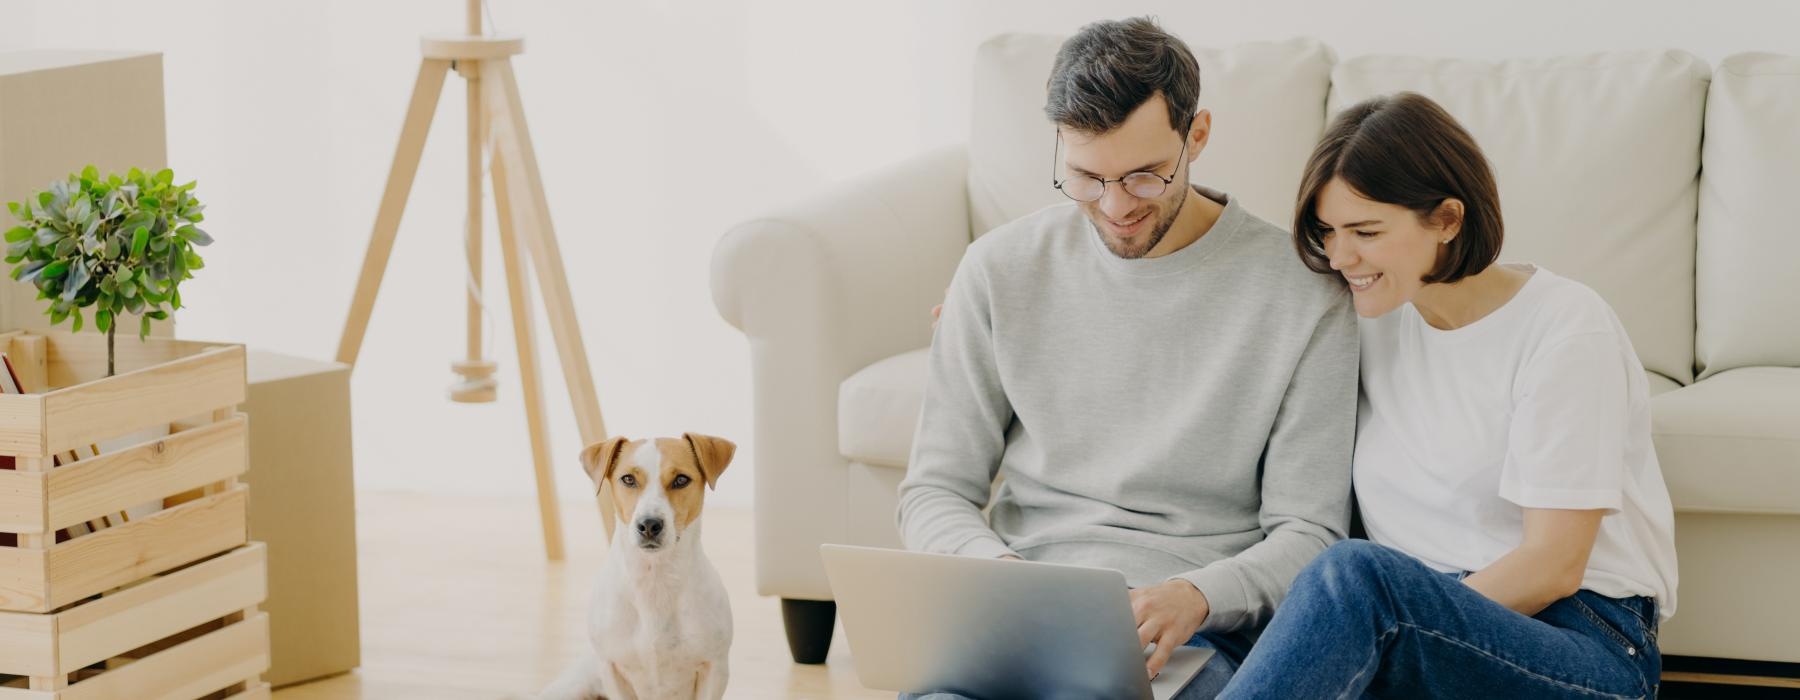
[336,58,453,368]
[490,142,566,560]
[482,57,617,539]
[464,61,485,368]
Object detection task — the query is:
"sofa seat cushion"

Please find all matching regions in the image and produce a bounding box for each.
[1652,367,1800,514]
[839,349,929,469]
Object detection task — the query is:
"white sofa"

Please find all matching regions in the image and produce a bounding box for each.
[710,35,1800,676]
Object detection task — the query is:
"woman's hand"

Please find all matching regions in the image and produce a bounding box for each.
[1130,580,1211,680]
[1463,507,1605,616]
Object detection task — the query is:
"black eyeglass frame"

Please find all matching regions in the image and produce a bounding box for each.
[1050,116,1196,203]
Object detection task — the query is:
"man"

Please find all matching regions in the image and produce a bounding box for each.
[897,17,1357,698]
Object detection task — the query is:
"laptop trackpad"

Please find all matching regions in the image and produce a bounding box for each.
[1149,646,1215,700]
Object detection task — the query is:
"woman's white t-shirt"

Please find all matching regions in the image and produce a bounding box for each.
[1354,265,1678,621]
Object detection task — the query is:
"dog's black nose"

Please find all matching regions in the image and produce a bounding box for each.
[636,517,665,539]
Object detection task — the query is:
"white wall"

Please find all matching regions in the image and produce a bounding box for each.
[1,1,1794,516]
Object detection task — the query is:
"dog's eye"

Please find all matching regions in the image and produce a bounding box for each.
[671,474,692,489]
[620,474,638,488]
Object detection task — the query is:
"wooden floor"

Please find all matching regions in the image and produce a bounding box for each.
[272,491,883,699]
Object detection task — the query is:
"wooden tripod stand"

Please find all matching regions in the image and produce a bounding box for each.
[336,3,613,559]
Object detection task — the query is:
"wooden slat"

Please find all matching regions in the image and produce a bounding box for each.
[7,335,48,394]
[39,331,217,388]
[0,543,49,611]
[41,346,245,457]
[0,686,49,699]
[0,394,46,457]
[58,543,266,673]
[45,417,247,532]
[1663,671,1800,688]
[0,469,45,534]
[230,682,272,699]
[59,613,268,700]
[0,606,56,677]
[40,486,247,612]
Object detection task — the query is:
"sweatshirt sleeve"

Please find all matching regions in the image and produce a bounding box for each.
[1175,293,1358,632]
[895,246,1020,559]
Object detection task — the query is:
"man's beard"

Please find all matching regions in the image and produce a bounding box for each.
[1092,187,1187,259]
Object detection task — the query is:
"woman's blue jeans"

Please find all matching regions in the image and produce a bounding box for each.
[1219,540,1660,699]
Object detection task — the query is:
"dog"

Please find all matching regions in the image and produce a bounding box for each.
[532,433,736,700]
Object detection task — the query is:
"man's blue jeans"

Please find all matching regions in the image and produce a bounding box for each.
[1219,540,1661,699]
[897,628,1253,700]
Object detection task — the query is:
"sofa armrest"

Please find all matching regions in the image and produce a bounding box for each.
[710,145,971,599]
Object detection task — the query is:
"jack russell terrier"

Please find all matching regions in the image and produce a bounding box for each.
[532,433,736,700]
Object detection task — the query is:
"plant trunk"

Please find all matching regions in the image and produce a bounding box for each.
[107,325,115,377]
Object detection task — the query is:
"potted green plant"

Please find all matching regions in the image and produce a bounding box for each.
[4,166,212,377]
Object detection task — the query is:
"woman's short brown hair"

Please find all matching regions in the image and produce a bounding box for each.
[1293,92,1503,285]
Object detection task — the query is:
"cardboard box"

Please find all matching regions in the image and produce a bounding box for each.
[0,50,171,336]
[241,351,360,688]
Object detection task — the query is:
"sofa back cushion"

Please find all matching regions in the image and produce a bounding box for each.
[1330,51,1709,384]
[968,34,1334,236]
[1695,52,1800,379]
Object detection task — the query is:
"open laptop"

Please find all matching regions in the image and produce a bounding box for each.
[822,544,1213,700]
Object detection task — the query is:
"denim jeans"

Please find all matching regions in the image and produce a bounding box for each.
[1219,540,1661,699]
[898,627,1253,700]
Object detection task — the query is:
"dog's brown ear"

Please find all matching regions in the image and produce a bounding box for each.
[682,433,736,490]
[579,436,630,483]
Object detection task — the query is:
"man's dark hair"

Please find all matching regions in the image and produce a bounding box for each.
[1294,92,1504,285]
[1044,17,1200,134]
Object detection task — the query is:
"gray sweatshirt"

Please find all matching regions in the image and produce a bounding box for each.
[896,186,1358,633]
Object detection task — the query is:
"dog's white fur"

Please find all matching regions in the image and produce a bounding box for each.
[533,436,733,700]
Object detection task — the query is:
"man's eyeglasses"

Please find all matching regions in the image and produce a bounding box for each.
[1051,125,1190,203]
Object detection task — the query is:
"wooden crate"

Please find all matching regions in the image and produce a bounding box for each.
[0,330,247,614]
[0,330,265,696]
[0,544,269,698]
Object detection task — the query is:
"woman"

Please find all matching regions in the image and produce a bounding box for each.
[1218,92,1677,699]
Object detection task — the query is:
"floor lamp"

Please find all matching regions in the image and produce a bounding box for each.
[336,1,613,559]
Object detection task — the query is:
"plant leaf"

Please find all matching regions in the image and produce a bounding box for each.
[61,263,88,301]
[4,226,28,243]
[71,308,83,333]
[41,260,68,279]
[140,314,152,339]
[178,225,214,246]
[96,308,112,333]
[131,226,149,259]
[14,259,47,282]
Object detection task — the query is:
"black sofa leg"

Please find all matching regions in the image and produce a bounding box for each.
[781,598,837,665]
